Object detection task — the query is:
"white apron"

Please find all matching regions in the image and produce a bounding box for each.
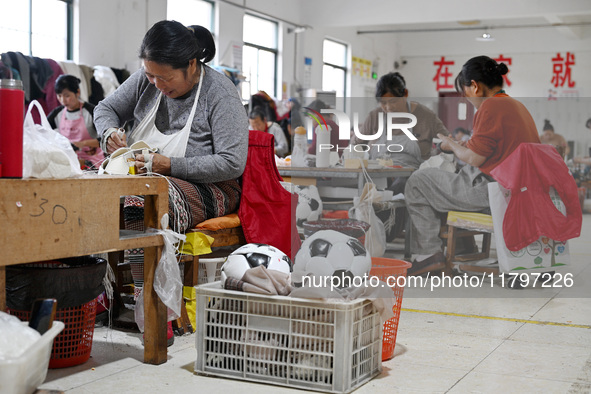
[128,65,204,158]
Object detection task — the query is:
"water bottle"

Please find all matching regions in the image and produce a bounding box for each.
[315,124,331,167]
[291,126,308,167]
[0,79,25,178]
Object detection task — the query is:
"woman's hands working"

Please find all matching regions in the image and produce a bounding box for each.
[134,153,171,175]
[437,133,486,168]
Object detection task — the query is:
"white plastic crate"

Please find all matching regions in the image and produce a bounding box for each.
[0,321,64,394]
[194,282,382,393]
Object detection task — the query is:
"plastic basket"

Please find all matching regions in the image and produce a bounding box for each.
[303,219,370,244]
[197,257,226,284]
[194,282,382,393]
[369,258,411,361]
[8,298,97,369]
[0,321,64,394]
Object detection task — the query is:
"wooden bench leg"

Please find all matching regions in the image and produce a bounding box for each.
[444,225,457,276]
[183,255,200,287]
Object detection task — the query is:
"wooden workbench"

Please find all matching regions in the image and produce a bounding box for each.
[0,175,169,365]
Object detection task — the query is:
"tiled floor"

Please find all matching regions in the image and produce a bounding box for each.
[39,214,591,393]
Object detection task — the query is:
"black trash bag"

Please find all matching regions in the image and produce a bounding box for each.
[6,256,107,310]
[303,219,370,241]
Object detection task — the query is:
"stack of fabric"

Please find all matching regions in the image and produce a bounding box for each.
[0,51,130,118]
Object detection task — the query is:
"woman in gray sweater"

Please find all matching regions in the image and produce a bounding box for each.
[94,21,248,303]
[95,21,248,228]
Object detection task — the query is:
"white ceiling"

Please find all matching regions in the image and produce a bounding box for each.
[296,0,591,39]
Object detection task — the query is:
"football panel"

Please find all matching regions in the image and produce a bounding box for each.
[221,255,253,280]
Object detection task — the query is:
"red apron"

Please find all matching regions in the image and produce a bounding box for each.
[490,143,582,251]
[59,103,105,166]
[238,130,301,260]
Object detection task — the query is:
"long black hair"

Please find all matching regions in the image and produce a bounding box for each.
[375,72,407,98]
[139,20,215,69]
[455,56,508,94]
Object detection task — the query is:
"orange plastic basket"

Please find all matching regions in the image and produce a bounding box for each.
[369,258,411,361]
[9,298,97,369]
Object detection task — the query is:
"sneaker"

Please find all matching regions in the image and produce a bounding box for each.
[167,321,174,347]
[408,252,446,276]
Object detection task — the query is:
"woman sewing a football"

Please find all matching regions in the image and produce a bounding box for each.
[95,21,248,231]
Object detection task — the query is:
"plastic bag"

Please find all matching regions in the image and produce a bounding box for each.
[488,182,570,273]
[135,214,186,332]
[6,256,106,310]
[22,100,83,179]
[418,153,456,173]
[178,231,214,256]
[349,182,387,257]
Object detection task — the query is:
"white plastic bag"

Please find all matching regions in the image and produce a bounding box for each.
[488,182,570,273]
[418,153,456,173]
[134,214,186,332]
[22,100,83,179]
[349,182,387,257]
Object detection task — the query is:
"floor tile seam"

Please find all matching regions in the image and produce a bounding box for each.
[449,368,589,385]
[46,363,143,393]
[443,333,512,394]
[401,308,591,329]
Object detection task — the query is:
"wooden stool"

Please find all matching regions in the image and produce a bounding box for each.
[440,211,498,275]
[180,227,246,287]
[172,226,246,335]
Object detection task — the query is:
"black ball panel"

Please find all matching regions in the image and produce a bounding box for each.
[347,239,366,257]
[309,239,332,257]
[281,255,294,272]
[245,252,271,268]
[309,199,320,211]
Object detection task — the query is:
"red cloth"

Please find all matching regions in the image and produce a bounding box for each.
[490,143,582,251]
[238,130,301,260]
[43,58,64,114]
[467,94,540,175]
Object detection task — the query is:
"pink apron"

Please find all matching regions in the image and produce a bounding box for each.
[59,103,105,166]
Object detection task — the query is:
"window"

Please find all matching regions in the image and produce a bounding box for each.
[0,0,72,60]
[242,14,278,100]
[322,39,348,108]
[167,0,214,32]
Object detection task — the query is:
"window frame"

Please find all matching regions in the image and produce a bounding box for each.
[322,38,348,109]
[242,13,279,100]
[166,0,215,33]
[14,0,73,59]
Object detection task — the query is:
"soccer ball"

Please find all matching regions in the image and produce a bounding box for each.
[292,230,371,289]
[294,185,323,229]
[220,243,293,283]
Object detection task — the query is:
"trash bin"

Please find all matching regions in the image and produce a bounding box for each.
[302,219,370,243]
[6,256,107,368]
[369,257,412,361]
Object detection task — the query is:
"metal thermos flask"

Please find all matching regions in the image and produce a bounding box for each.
[0,79,25,178]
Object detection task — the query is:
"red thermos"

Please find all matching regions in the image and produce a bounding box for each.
[0,79,25,178]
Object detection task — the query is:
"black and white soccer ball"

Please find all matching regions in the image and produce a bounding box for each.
[292,230,371,289]
[294,185,323,229]
[220,243,293,283]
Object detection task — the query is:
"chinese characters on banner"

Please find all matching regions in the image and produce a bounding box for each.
[432,52,577,93]
[551,52,575,88]
[432,56,454,91]
[494,54,512,87]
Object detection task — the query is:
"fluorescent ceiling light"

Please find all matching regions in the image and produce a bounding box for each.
[476,32,495,41]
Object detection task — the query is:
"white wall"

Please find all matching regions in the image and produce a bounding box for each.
[387,27,591,155]
[73,0,591,150]
[76,0,166,69]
